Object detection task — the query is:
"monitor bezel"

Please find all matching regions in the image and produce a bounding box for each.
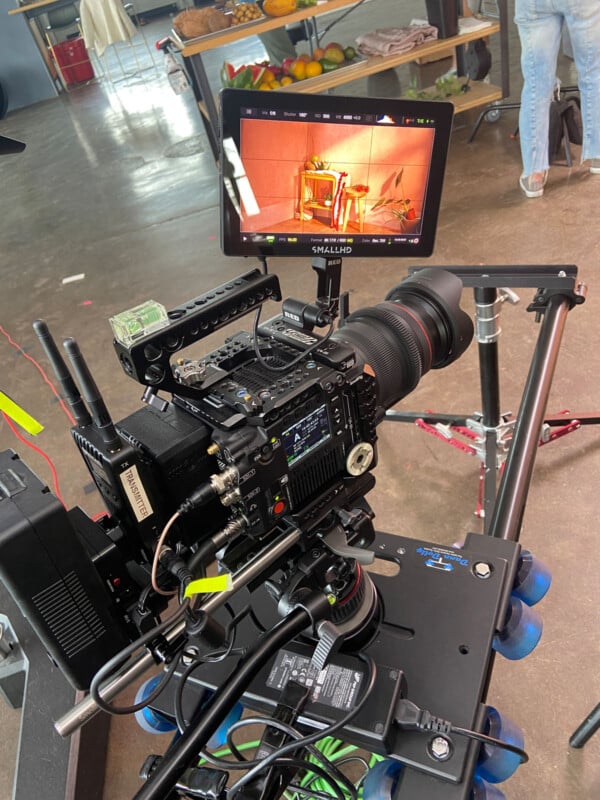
[220,88,454,260]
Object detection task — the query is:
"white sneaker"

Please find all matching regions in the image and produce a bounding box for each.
[591,159,600,175]
[519,171,548,198]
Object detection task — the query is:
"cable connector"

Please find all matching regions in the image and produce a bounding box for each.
[177,482,217,515]
[395,698,452,735]
[158,547,193,587]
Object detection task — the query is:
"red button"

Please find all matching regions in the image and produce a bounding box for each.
[273,500,286,516]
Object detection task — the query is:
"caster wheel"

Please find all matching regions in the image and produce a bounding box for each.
[485,107,501,123]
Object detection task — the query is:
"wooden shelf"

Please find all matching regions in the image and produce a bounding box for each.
[179,0,366,56]
[281,22,500,95]
[182,1,507,160]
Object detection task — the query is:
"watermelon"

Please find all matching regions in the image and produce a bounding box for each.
[249,64,266,88]
[221,61,267,89]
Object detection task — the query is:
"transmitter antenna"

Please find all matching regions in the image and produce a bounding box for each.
[33,320,93,428]
[62,338,121,452]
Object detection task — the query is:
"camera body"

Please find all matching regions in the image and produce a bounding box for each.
[168,322,378,543]
[0,263,473,691]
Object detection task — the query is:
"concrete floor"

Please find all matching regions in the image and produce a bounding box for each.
[1,2,599,799]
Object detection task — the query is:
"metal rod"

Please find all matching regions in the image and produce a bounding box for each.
[488,294,572,541]
[54,527,301,737]
[185,53,220,162]
[499,0,510,98]
[482,431,498,533]
[475,287,501,428]
[569,703,600,748]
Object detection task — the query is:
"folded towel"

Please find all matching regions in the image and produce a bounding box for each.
[356,25,438,57]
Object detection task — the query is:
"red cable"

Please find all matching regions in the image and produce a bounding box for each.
[0,324,76,426]
[1,412,67,508]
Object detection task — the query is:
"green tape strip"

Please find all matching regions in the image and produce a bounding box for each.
[184,573,233,598]
[0,391,44,435]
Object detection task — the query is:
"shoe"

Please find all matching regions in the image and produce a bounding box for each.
[591,159,600,174]
[519,171,548,198]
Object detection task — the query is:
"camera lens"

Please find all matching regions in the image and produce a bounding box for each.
[331,268,473,410]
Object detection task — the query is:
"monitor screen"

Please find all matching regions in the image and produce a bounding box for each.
[220,89,453,259]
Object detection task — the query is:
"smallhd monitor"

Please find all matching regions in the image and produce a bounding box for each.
[220,89,453,260]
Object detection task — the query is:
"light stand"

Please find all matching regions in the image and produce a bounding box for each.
[386,265,587,534]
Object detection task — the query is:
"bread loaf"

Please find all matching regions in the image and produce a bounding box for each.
[173,8,231,39]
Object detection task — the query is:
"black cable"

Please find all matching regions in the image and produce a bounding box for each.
[226,654,376,796]
[174,655,206,735]
[395,699,529,765]
[132,607,311,800]
[175,604,250,734]
[251,304,334,374]
[223,717,357,799]
[89,598,189,716]
[187,537,221,579]
[92,646,181,716]
[137,583,153,614]
[451,725,529,764]
[233,757,346,800]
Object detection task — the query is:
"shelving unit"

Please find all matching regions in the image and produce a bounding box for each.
[176,0,509,159]
[299,170,338,226]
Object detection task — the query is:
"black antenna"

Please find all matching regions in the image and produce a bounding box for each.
[62,338,122,452]
[33,320,93,427]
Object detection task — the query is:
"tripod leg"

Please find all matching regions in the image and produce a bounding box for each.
[569,703,600,748]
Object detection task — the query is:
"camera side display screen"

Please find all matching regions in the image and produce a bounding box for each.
[220,89,453,259]
[282,404,331,466]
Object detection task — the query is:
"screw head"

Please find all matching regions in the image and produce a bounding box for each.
[473,561,492,579]
[429,736,452,761]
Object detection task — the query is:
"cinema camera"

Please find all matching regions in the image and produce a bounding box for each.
[1,92,569,800]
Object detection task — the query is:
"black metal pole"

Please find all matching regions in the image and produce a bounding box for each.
[475,288,501,429]
[185,53,220,162]
[474,287,502,531]
[132,607,310,800]
[488,294,572,541]
[569,703,600,748]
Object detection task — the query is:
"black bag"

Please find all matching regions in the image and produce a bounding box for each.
[549,95,583,159]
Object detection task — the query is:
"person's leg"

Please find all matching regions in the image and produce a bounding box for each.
[258,29,296,65]
[514,0,563,179]
[562,0,600,168]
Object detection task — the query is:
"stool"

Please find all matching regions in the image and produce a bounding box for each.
[342,188,367,233]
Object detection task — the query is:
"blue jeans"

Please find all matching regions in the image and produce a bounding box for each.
[515,0,600,177]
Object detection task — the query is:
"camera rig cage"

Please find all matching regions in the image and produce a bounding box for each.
[0,90,588,800]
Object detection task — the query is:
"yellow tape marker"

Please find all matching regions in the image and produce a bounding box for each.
[184,573,233,598]
[0,391,44,435]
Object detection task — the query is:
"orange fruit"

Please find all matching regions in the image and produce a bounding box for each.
[258,82,272,90]
[297,52,311,62]
[290,60,306,80]
[270,79,281,89]
[263,68,275,83]
[280,75,293,86]
[313,47,325,60]
[305,60,323,78]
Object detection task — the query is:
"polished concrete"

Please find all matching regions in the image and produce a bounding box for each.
[1,2,599,799]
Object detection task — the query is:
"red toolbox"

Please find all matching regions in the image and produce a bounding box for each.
[51,37,94,85]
